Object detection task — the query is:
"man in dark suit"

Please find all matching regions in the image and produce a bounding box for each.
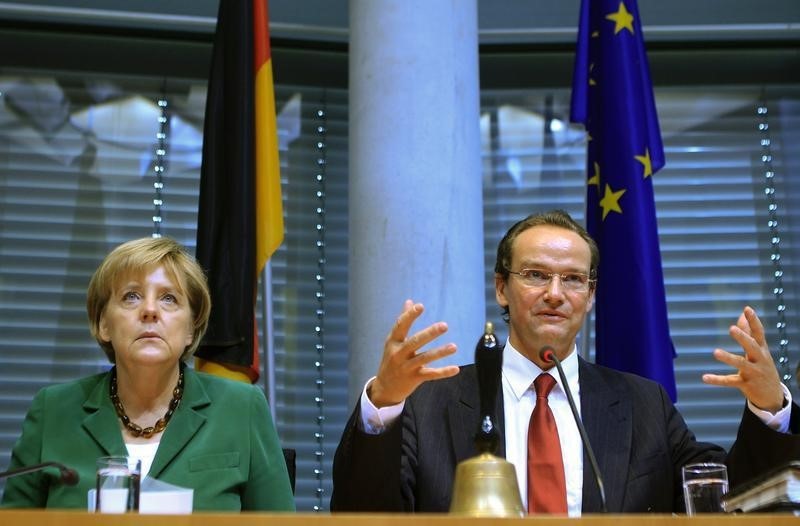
[331,210,800,514]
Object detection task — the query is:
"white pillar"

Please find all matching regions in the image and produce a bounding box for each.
[348,0,485,404]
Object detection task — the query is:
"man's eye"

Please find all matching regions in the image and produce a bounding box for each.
[563,273,584,283]
[526,270,547,280]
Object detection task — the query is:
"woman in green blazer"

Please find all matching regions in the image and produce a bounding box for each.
[1,237,295,512]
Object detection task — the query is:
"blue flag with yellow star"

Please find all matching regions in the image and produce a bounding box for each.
[570,0,676,400]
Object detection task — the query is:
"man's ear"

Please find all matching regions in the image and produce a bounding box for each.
[495,274,508,309]
[585,288,596,313]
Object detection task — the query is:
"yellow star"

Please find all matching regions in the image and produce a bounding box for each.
[599,183,626,220]
[634,148,653,178]
[588,161,601,187]
[589,63,596,86]
[606,2,635,35]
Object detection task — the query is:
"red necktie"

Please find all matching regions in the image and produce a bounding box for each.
[527,373,567,514]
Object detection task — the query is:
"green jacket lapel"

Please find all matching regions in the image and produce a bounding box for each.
[148,368,211,479]
[82,372,127,457]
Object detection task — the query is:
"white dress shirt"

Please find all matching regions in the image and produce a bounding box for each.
[502,340,583,515]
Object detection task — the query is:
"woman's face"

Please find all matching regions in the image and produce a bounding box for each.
[99,265,194,369]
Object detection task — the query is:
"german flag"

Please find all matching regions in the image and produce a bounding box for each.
[195,0,283,383]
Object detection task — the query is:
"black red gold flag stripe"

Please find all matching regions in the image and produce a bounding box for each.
[195,0,283,383]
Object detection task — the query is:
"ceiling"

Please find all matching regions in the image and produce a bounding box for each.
[0,1,797,88]
[0,0,797,44]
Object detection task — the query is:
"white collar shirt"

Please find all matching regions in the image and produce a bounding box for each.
[502,339,583,516]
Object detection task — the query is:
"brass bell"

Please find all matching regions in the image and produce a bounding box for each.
[449,322,524,517]
[450,448,524,517]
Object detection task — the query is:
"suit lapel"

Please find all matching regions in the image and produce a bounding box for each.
[148,368,210,479]
[82,372,127,457]
[448,367,481,463]
[578,358,631,513]
[448,365,507,462]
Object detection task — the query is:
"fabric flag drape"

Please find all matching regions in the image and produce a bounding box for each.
[195,0,283,383]
[570,0,677,400]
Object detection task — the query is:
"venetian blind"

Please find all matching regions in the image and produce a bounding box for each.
[0,71,351,511]
[1,70,799,512]
[479,85,800,447]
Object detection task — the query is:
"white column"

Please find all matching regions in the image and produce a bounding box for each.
[348,0,485,404]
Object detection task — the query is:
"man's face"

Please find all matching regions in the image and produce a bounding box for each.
[495,224,595,365]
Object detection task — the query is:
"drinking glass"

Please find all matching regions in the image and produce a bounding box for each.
[95,456,141,513]
[682,462,728,515]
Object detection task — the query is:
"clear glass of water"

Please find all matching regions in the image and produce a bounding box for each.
[682,462,728,515]
[95,456,141,513]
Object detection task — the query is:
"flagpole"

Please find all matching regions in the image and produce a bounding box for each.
[580,313,592,361]
[261,261,277,417]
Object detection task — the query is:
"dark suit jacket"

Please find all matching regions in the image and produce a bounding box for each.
[331,357,800,513]
[1,367,295,512]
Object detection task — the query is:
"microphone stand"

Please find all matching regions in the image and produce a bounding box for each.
[540,347,608,513]
[0,461,80,486]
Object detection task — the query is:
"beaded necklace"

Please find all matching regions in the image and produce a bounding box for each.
[110,367,184,439]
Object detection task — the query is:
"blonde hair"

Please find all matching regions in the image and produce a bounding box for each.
[86,237,211,362]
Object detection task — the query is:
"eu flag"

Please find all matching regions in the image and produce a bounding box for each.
[570,0,676,400]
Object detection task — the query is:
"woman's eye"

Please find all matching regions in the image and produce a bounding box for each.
[162,294,177,304]
[122,291,140,302]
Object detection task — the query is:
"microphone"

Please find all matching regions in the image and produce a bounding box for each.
[0,461,80,486]
[539,346,607,513]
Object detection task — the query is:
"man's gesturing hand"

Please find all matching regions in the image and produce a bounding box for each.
[368,300,460,408]
[702,306,785,413]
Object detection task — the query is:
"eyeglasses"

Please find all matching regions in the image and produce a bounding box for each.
[506,268,596,292]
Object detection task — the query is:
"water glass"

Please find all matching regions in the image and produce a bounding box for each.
[95,456,141,513]
[682,462,728,515]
